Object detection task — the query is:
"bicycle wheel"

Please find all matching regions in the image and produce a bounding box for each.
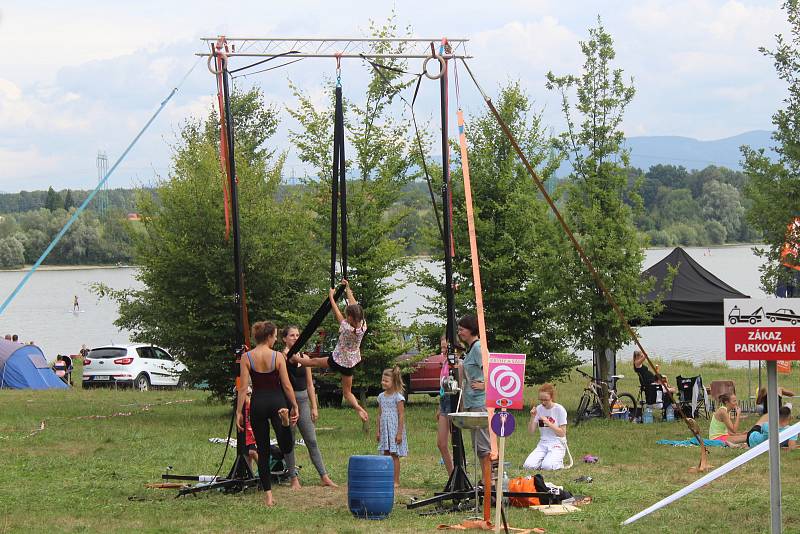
[615,393,637,421]
[574,392,591,426]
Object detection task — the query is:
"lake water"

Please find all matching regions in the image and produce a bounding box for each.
[0,245,770,366]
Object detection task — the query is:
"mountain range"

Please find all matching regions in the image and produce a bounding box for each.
[623,130,776,172]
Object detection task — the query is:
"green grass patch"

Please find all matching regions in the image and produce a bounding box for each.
[1,362,799,533]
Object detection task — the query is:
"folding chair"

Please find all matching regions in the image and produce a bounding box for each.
[708,380,736,412]
[637,382,674,420]
[676,375,710,419]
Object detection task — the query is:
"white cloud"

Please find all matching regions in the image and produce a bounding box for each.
[0,146,61,181]
[472,17,580,73]
[0,0,793,188]
[166,94,217,123]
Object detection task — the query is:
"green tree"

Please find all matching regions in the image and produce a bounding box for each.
[416,83,580,383]
[44,187,61,212]
[98,88,324,397]
[657,188,701,227]
[0,236,24,268]
[287,21,416,396]
[742,0,800,292]
[63,190,75,210]
[699,180,745,240]
[546,19,657,390]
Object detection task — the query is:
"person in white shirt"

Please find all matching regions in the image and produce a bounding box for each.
[523,383,568,471]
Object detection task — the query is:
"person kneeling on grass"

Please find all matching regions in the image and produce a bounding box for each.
[297,279,369,424]
[709,393,748,446]
[747,406,798,450]
[523,383,568,471]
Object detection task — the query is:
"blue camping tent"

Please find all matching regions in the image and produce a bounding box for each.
[0,339,68,389]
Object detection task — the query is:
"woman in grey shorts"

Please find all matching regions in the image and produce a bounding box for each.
[282,325,338,488]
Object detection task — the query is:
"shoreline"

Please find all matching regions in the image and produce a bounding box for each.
[0,264,135,272]
[0,243,763,272]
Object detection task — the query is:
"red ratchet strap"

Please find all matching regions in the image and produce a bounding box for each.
[214,37,232,241]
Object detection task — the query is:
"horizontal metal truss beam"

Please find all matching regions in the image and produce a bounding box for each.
[196,37,472,59]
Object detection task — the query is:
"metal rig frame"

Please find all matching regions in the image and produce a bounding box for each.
[196,37,472,60]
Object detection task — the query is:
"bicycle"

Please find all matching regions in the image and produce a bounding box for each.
[573,368,637,426]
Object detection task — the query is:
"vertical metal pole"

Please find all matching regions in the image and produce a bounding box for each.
[439,58,456,349]
[767,360,782,534]
[221,64,251,479]
[221,67,246,356]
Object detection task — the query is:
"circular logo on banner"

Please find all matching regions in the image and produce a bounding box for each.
[489,364,522,401]
[490,411,516,437]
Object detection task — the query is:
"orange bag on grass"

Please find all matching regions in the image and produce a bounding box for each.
[508,476,540,507]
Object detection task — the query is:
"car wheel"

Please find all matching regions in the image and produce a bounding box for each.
[729,317,737,325]
[135,373,150,392]
[793,319,797,325]
[750,317,757,325]
[770,317,776,322]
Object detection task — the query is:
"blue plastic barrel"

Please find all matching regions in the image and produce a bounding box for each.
[347,455,394,520]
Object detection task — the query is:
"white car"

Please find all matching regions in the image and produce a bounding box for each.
[82,344,187,391]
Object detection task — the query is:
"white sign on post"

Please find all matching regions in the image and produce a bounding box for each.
[724,299,800,360]
[725,298,800,533]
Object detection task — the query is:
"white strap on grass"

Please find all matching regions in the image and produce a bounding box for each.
[623,420,800,525]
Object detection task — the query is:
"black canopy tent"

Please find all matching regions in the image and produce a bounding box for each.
[641,247,749,326]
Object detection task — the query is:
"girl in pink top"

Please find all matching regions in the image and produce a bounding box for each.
[299,279,369,423]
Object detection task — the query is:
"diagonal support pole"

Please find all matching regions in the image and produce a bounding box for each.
[458,58,710,471]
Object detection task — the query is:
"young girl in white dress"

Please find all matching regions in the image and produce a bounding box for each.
[376,366,407,487]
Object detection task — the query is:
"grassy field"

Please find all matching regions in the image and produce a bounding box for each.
[2,360,800,533]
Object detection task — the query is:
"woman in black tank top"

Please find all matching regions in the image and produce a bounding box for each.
[236,321,299,506]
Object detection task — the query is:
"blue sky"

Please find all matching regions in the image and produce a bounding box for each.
[0,0,789,192]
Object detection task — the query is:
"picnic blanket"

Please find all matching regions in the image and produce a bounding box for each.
[657,437,727,447]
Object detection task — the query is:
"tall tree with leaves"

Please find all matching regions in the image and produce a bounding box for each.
[545,19,656,388]
[63,190,75,211]
[415,83,580,383]
[44,187,61,212]
[287,20,417,396]
[99,88,324,397]
[742,0,800,293]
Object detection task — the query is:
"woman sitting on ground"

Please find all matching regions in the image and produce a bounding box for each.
[709,393,748,446]
[747,406,798,450]
[523,383,568,471]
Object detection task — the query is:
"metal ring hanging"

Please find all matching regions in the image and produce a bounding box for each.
[423,54,446,80]
[207,55,223,75]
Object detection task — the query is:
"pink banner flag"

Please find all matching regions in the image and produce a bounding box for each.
[486,353,527,410]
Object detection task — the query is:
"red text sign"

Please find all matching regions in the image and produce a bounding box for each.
[725,299,800,360]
